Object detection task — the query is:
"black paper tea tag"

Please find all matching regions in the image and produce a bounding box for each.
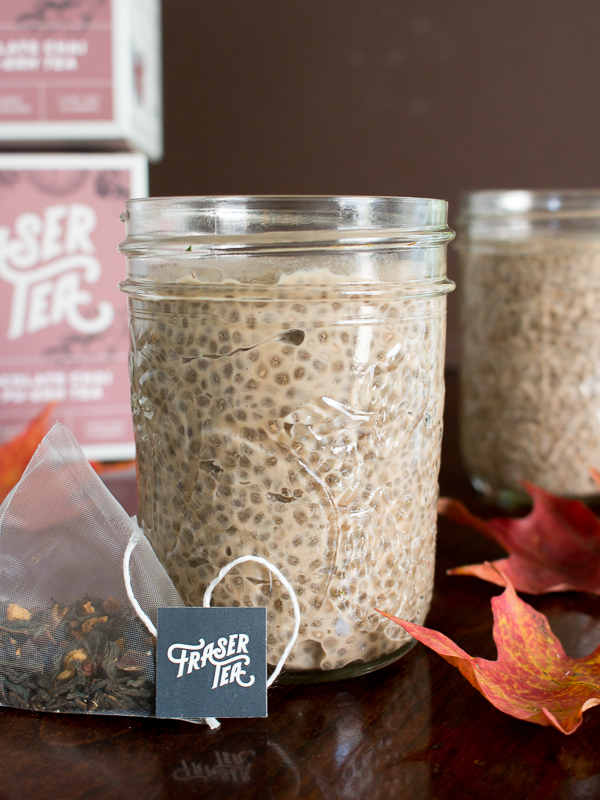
[156,607,267,719]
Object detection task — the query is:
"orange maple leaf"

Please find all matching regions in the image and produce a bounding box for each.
[439,481,600,594]
[0,404,56,504]
[90,460,135,476]
[378,576,600,734]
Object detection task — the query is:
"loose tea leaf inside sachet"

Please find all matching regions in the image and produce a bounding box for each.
[0,596,155,715]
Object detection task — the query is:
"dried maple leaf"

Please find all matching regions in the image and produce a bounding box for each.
[90,459,136,477]
[378,578,600,734]
[439,483,600,594]
[0,404,55,504]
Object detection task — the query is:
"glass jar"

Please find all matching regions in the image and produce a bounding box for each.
[457,190,600,505]
[119,196,454,682]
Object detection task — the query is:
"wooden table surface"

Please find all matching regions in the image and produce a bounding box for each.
[3,371,600,800]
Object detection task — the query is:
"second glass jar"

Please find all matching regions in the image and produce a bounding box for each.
[457,189,600,505]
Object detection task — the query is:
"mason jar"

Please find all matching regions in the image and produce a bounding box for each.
[119,196,454,682]
[457,189,600,505]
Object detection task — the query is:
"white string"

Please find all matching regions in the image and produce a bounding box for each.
[203,555,301,687]
[201,555,301,731]
[123,529,158,638]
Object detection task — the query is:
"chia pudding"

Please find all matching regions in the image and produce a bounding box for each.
[120,196,454,679]
[460,243,600,499]
[458,190,600,503]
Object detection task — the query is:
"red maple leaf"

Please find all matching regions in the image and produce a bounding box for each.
[439,479,600,594]
[0,405,55,504]
[378,577,600,734]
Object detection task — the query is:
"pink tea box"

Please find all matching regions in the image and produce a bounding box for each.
[0,0,162,160]
[0,152,147,461]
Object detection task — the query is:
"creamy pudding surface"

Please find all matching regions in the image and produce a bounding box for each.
[129,270,447,675]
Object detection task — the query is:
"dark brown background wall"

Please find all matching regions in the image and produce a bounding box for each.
[151,0,600,365]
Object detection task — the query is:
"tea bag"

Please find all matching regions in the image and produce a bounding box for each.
[0,422,185,719]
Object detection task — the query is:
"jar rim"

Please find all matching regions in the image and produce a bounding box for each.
[458,189,600,219]
[119,195,454,255]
